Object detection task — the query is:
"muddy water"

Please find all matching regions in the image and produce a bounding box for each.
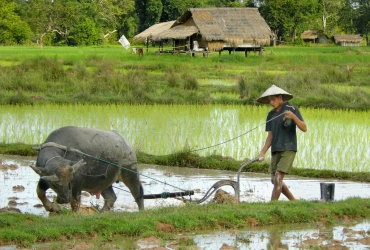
[3,221,369,249]
[1,155,370,249]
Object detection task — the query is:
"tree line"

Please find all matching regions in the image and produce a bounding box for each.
[1,0,369,47]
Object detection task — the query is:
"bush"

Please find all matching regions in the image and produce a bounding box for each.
[166,72,180,88]
[238,76,248,98]
[183,74,199,90]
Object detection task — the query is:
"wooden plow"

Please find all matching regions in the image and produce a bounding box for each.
[143,158,259,204]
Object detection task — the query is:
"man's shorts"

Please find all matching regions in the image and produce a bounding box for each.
[270,151,296,174]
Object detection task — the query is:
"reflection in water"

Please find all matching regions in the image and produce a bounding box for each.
[1,155,370,249]
[192,221,370,250]
[269,228,288,249]
[2,222,369,249]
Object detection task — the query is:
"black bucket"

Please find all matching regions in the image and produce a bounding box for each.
[320,183,335,201]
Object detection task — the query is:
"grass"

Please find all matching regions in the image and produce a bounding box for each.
[0,198,369,247]
[0,45,369,109]
[0,143,34,156]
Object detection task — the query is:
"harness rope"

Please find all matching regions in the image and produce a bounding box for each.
[34,112,286,197]
[155,112,286,157]
[34,142,190,193]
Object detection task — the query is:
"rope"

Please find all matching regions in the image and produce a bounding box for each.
[34,112,285,196]
[44,155,62,168]
[79,155,189,192]
[159,112,286,156]
[34,142,189,192]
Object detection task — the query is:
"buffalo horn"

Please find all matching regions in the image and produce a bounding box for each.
[30,165,45,176]
[71,159,86,174]
[41,174,60,182]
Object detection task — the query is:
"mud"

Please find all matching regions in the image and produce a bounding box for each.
[1,154,370,249]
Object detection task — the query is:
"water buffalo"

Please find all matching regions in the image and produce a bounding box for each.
[30,126,144,213]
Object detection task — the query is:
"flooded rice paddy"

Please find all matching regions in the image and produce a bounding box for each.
[1,155,370,249]
[1,104,369,172]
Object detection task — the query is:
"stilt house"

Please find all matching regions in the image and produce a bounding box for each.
[152,8,272,56]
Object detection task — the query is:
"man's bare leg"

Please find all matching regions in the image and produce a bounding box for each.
[282,182,295,200]
[271,171,295,201]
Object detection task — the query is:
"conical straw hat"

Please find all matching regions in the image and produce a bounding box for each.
[256,85,293,104]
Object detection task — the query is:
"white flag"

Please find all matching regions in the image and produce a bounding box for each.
[118,35,130,49]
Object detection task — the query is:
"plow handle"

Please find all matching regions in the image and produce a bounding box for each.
[236,158,259,202]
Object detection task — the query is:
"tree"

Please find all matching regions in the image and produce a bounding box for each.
[338,0,359,34]
[161,0,210,22]
[71,18,100,45]
[143,0,163,29]
[114,0,137,39]
[92,0,136,40]
[259,0,321,41]
[134,0,162,32]
[23,0,79,48]
[206,0,245,7]
[161,0,188,21]
[135,0,209,32]
[355,0,370,45]
[259,1,281,45]
[0,0,32,44]
[20,0,136,46]
[135,0,148,32]
[320,0,343,33]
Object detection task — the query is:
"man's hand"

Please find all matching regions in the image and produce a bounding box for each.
[284,110,295,120]
[257,155,265,162]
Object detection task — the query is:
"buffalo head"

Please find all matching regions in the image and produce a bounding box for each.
[30,159,85,204]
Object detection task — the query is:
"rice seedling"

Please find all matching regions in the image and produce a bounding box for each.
[0,104,368,172]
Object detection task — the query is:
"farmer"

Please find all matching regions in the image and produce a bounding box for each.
[256,85,307,201]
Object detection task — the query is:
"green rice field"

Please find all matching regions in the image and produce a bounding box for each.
[1,104,368,172]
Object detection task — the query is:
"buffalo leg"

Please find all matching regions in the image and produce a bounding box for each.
[36,180,62,212]
[70,188,82,212]
[101,186,117,212]
[121,178,144,210]
[136,184,144,209]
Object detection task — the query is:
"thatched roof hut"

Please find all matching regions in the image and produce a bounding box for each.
[152,8,271,52]
[301,30,318,42]
[134,21,175,41]
[333,34,362,46]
